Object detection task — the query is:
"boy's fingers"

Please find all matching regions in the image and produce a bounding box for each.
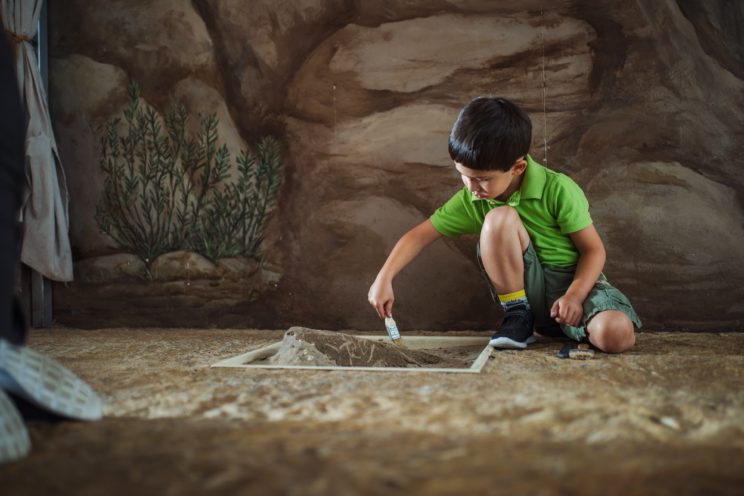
[565,308,581,326]
[573,310,583,327]
[550,301,559,318]
[384,300,393,318]
[370,299,381,319]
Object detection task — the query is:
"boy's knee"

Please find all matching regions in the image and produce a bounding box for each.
[587,311,635,353]
[482,206,520,236]
[482,206,529,249]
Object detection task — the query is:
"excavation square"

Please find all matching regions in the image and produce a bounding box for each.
[212,328,493,373]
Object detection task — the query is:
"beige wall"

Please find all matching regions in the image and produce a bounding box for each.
[49,0,744,330]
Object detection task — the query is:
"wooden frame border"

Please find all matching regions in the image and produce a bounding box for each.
[212,335,493,374]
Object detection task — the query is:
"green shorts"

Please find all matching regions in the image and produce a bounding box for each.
[477,243,642,341]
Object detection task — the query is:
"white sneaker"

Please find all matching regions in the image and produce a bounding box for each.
[0,339,102,421]
[0,389,30,464]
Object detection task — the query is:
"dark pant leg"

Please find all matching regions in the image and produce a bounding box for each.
[0,33,28,345]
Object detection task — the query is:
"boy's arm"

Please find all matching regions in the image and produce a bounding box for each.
[368,219,442,319]
[550,224,606,326]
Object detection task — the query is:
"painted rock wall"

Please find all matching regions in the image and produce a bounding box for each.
[48,0,744,330]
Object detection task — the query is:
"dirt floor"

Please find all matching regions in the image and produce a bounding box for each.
[1,327,743,495]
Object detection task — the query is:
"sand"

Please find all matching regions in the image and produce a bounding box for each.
[1,327,743,495]
[267,327,480,368]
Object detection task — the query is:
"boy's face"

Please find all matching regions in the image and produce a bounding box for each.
[455,158,527,201]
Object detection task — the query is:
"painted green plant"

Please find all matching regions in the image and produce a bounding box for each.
[95,81,282,271]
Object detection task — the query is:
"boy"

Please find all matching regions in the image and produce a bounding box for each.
[368,97,641,353]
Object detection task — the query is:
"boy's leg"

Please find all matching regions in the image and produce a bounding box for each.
[479,206,535,348]
[545,272,642,354]
[479,207,531,294]
[585,311,635,353]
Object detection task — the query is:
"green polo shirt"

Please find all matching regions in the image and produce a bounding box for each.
[430,156,592,268]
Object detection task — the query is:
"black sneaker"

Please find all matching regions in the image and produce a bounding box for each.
[535,323,563,338]
[489,305,536,349]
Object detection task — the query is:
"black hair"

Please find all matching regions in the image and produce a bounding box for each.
[448,96,532,171]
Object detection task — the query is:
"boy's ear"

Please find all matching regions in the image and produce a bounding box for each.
[511,157,528,175]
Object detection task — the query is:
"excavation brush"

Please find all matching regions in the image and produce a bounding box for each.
[384,317,405,346]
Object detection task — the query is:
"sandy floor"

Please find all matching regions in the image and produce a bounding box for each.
[1,327,743,495]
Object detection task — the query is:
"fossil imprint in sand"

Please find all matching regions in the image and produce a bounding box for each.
[213,327,493,373]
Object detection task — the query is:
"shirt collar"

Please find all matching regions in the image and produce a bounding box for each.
[469,154,546,206]
[520,154,546,200]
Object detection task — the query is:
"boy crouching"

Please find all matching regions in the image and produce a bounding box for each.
[368,97,641,353]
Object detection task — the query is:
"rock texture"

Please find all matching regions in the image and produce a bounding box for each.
[75,254,145,284]
[150,251,220,281]
[49,1,744,330]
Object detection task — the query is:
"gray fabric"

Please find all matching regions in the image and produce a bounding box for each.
[2,0,73,281]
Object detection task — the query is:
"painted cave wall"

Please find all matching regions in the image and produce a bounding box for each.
[48,0,744,331]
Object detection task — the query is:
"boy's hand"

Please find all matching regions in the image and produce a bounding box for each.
[366,219,441,320]
[550,293,584,327]
[368,277,394,319]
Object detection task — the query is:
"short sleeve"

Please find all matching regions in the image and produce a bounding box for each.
[429,188,480,238]
[551,174,593,234]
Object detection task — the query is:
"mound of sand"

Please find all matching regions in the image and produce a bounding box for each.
[268,327,445,367]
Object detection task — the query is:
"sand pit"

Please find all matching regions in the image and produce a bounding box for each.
[268,327,482,368]
[212,327,493,371]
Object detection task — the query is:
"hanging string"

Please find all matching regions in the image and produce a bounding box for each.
[540,10,548,166]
